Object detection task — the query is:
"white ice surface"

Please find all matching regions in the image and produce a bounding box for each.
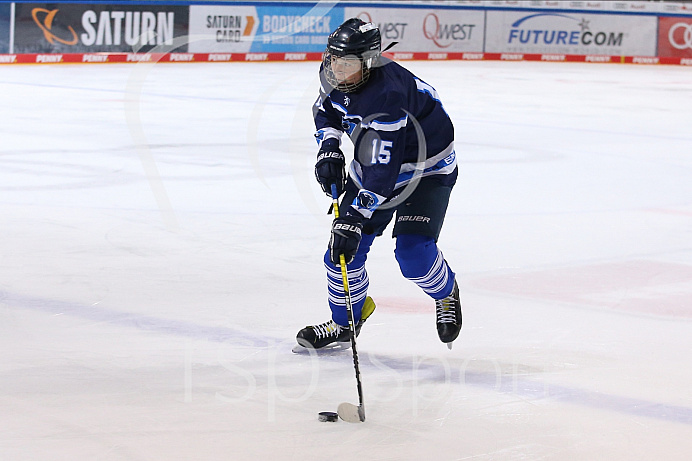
[0,60,691,460]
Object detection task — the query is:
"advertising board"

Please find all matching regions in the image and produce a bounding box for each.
[485,10,657,56]
[0,3,10,53]
[188,4,342,53]
[13,3,189,53]
[658,16,692,59]
[1,2,690,65]
[343,6,485,53]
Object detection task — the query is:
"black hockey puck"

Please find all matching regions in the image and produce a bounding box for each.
[318,411,338,422]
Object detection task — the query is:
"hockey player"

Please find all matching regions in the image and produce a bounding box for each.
[296,18,461,350]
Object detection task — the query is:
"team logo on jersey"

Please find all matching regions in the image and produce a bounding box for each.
[341,119,357,136]
[356,191,378,210]
[344,96,350,106]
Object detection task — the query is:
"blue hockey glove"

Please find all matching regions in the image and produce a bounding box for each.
[315,139,346,197]
[330,215,363,265]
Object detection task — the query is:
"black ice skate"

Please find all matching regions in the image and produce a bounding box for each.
[436,280,462,349]
[293,297,376,352]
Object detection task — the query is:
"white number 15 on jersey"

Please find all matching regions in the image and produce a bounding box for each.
[370,139,392,165]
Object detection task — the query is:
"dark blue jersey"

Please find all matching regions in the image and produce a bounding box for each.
[313,58,457,218]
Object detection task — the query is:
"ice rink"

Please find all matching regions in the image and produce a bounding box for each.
[1,58,691,460]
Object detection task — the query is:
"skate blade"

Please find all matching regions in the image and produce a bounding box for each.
[291,342,350,354]
[447,342,453,350]
[337,402,365,423]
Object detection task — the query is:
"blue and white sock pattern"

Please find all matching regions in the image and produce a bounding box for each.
[325,261,369,326]
[405,248,454,300]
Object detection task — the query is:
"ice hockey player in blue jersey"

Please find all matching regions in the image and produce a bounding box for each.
[295,18,462,350]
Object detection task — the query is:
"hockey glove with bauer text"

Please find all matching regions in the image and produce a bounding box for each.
[330,215,363,265]
[315,138,346,197]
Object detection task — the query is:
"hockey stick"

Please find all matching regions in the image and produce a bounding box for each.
[331,183,366,423]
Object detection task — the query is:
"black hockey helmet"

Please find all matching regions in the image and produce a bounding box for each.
[323,18,381,93]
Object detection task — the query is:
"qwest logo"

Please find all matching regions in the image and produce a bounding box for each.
[423,13,476,48]
[357,12,408,40]
[508,13,623,47]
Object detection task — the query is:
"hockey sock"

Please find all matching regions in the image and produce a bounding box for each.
[395,234,455,300]
[324,247,370,327]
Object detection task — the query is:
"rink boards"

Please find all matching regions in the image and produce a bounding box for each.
[1,1,691,65]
